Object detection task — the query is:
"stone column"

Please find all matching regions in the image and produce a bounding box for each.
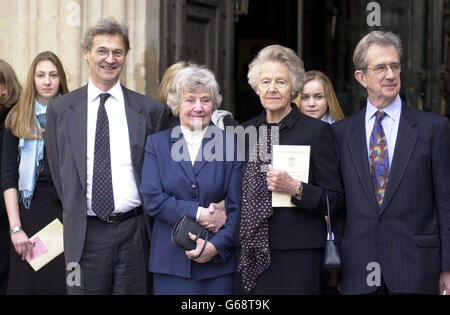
[60,0,83,89]
[0,0,160,97]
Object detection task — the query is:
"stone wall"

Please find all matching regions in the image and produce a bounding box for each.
[0,0,160,97]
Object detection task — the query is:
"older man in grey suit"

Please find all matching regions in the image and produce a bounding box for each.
[45,17,166,294]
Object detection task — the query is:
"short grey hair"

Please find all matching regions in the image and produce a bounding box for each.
[247,44,305,99]
[167,65,222,115]
[353,31,402,71]
[82,17,131,53]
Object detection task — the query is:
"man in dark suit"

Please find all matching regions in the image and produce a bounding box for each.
[45,17,166,294]
[332,31,450,295]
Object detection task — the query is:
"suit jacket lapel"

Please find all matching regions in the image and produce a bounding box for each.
[348,108,380,213]
[168,124,220,180]
[122,86,146,182]
[193,124,220,176]
[69,86,88,192]
[380,102,418,213]
[169,127,197,184]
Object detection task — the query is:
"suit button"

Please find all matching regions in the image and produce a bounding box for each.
[192,194,197,199]
[192,184,196,189]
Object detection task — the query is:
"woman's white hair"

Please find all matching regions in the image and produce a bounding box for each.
[247,44,305,99]
[167,65,222,115]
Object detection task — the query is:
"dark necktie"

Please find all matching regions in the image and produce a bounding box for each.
[369,110,389,207]
[92,93,115,220]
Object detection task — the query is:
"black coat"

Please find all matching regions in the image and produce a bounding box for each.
[236,104,344,250]
[234,104,344,294]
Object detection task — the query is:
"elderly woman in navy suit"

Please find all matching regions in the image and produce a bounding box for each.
[140,65,242,295]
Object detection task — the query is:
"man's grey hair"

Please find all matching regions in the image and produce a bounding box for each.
[247,44,305,100]
[167,65,222,115]
[353,31,402,71]
[82,17,130,53]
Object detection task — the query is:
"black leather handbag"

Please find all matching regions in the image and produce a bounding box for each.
[322,194,342,271]
[171,216,221,263]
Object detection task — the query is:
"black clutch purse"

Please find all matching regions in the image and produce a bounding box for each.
[322,194,342,271]
[171,216,221,263]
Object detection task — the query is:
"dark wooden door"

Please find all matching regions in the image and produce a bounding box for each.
[160,0,235,114]
[301,0,450,117]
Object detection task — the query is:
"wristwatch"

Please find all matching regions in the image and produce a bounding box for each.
[9,226,23,234]
[294,182,303,200]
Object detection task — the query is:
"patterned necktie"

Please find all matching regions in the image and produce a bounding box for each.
[92,93,115,220]
[369,110,389,207]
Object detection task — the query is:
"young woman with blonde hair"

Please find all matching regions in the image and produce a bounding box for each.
[296,70,345,123]
[2,51,68,294]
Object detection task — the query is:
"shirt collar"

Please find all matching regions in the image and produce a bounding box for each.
[253,103,300,129]
[366,94,402,122]
[87,79,123,103]
[180,125,208,141]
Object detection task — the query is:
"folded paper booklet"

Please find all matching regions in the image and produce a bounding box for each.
[27,219,64,272]
[272,145,310,207]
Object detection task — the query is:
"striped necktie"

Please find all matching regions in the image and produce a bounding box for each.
[369,110,389,207]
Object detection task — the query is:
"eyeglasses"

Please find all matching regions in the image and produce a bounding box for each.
[259,79,289,89]
[96,48,126,59]
[362,63,402,75]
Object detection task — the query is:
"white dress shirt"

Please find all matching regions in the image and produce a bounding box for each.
[86,80,141,215]
[365,95,402,168]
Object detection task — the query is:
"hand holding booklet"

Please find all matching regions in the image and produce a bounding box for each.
[26,219,64,272]
[272,145,310,207]
[26,237,48,262]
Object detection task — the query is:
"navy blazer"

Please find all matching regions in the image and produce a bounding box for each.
[332,101,450,294]
[140,124,242,280]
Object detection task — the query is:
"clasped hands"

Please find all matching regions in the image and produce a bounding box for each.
[185,200,226,263]
[198,200,227,233]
